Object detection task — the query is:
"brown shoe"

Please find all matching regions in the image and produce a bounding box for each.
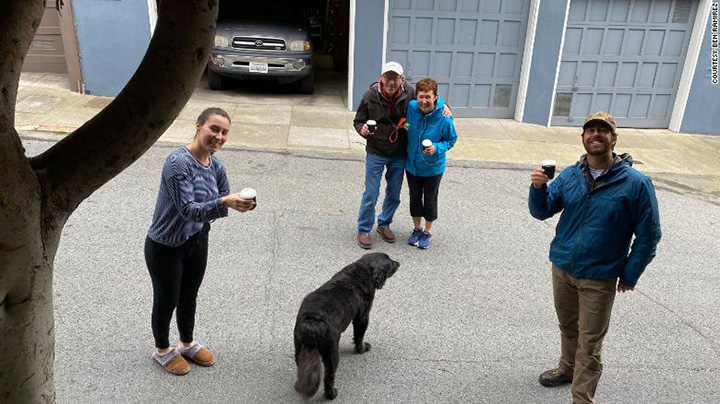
[376,226,396,243]
[178,343,216,367]
[357,232,372,249]
[538,367,573,387]
[153,349,190,375]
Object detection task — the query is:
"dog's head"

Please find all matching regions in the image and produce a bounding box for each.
[359,252,400,290]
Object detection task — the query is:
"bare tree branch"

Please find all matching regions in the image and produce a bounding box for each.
[30,0,219,213]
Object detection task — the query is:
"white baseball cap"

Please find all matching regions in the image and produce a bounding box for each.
[381,61,403,76]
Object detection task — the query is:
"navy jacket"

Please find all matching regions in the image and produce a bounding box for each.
[528,154,661,287]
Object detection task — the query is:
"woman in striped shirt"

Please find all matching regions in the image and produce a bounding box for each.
[145,107,255,375]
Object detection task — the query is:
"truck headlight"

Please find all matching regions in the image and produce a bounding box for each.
[214,35,230,48]
[290,40,310,52]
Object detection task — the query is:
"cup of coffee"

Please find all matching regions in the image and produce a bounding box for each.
[541,159,556,179]
[366,120,376,136]
[240,188,257,210]
[422,139,432,152]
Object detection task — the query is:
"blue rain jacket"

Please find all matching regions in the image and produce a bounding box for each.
[405,97,458,177]
[528,154,661,287]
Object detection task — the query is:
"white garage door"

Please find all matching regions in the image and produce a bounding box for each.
[552,0,697,128]
[387,0,531,118]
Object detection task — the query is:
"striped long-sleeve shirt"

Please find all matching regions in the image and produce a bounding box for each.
[148,147,229,247]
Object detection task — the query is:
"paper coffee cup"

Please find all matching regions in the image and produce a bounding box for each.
[422,139,432,148]
[366,120,376,135]
[541,159,556,179]
[239,188,257,200]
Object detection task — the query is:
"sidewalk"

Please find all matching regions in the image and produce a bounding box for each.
[15,72,720,196]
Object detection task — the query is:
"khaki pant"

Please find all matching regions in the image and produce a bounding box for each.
[552,265,617,404]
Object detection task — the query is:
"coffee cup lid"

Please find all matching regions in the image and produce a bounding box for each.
[366,119,376,125]
[422,139,432,146]
[541,159,556,166]
[240,188,256,199]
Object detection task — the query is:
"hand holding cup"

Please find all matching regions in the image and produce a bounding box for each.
[365,120,377,136]
[541,159,556,179]
[240,188,257,211]
[422,139,435,155]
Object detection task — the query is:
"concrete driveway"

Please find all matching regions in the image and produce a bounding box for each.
[19,137,719,403]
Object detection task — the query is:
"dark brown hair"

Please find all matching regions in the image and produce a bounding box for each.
[197,107,231,125]
[415,78,438,95]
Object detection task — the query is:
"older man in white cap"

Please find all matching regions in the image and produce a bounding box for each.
[352,62,451,249]
[351,61,414,249]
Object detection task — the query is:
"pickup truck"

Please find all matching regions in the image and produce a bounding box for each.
[209,19,315,94]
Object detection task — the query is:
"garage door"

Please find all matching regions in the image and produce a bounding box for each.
[23,2,68,74]
[387,0,531,118]
[552,0,697,128]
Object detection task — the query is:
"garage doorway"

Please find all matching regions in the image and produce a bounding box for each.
[206,0,349,95]
[22,0,83,92]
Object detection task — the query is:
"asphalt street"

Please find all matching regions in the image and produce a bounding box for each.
[20,136,720,403]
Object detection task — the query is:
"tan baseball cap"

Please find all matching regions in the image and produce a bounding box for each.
[583,111,617,133]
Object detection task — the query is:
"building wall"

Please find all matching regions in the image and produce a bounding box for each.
[520,0,570,126]
[680,8,720,135]
[73,0,152,96]
[350,0,386,110]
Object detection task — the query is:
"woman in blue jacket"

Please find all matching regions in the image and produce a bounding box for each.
[404,78,458,249]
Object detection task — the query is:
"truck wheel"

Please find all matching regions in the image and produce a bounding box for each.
[208,70,225,90]
[298,72,315,94]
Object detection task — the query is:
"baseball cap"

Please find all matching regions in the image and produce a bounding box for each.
[381,61,403,76]
[583,111,617,133]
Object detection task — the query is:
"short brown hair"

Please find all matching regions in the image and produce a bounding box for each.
[197,107,231,125]
[415,78,438,95]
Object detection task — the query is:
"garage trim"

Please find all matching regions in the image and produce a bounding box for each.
[669,0,712,131]
[515,0,541,122]
[547,0,573,127]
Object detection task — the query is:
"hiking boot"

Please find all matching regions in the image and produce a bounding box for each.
[407,228,423,246]
[376,226,396,243]
[357,232,372,249]
[418,231,432,249]
[538,367,573,387]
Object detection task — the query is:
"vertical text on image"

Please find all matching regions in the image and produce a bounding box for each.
[712,3,718,84]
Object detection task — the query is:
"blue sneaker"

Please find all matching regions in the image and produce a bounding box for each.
[418,231,432,249]
[407,228,423,246]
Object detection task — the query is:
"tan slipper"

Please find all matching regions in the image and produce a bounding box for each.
[152,348,190,375]
[178,342,215,367]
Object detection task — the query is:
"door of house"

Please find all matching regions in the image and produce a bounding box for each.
[552,0,697,128]
[386,0,531,118]
[23,2,69,73]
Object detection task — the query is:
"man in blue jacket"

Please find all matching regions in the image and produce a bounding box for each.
[528,111,661,404]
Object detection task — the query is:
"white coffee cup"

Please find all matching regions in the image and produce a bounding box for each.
[422,139,432,149]
[240,188,257,200]
[366,119,377,135]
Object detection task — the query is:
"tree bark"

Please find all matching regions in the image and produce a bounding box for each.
[1,0,218,401]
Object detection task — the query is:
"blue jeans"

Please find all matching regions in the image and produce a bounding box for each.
[357,153,405,233]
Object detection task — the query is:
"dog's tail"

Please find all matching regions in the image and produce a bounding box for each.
[294,320,324,399]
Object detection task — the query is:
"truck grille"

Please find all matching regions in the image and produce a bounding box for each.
[232,37,286,51]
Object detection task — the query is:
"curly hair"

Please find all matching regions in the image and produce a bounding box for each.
[415,78,438,95]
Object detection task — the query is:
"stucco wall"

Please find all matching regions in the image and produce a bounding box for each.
[521,0,570,126]
[350,0,385,110]
[680,7,720,135]
[73,0,152,96]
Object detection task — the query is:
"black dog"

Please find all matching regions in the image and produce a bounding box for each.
[293,252,400,400]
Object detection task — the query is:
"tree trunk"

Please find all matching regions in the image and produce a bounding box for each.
[1,0,219,401]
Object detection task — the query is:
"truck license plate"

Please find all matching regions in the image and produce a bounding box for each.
[249,62,268,73]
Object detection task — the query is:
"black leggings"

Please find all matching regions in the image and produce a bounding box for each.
[406,172,443,222]
[145,223,210,349]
